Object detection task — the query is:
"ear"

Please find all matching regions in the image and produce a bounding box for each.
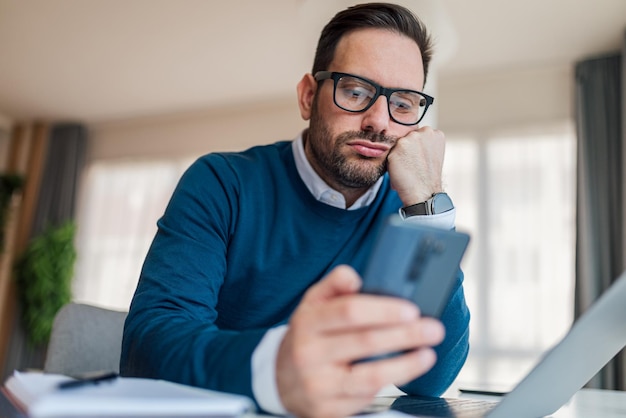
[296,73,317,121]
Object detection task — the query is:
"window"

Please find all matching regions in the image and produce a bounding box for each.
[444,124,577,389]
[72,158,193,310]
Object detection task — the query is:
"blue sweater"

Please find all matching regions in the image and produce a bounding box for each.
[120,140,470,406]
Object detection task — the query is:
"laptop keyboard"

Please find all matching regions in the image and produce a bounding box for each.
[382,395,498,417]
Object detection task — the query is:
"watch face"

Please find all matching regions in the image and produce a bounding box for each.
[432,193,454,214]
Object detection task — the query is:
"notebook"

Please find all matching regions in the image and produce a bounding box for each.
[386,269,626,418]
[2,371,254,418]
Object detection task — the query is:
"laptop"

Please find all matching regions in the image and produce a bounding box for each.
[385,269,626,418]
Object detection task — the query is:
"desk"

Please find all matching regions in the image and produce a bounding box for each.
[1,387,624,417]
[548,389,626,417]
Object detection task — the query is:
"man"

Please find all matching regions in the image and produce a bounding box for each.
[121,3,470,417]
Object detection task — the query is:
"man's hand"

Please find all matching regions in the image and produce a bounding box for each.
[387,126,446,206]
[276,265,445,418]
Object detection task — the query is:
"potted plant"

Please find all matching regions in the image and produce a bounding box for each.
[14,221,76,345]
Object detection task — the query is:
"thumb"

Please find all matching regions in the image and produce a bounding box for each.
[303,265,362,304]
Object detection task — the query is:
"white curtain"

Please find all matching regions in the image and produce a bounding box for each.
[72,158,192,311]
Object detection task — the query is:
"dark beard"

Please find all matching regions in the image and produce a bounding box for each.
[307,107,395,189]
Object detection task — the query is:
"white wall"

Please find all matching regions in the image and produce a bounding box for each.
[86,63,574,163]
[438,63,573,134]
[88,98,306,163]
[0,113,11,130]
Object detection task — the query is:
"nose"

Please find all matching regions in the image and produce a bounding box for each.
[360,95,390,134]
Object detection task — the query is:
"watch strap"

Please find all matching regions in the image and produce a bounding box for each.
[400,201,429,217]
[400,192,454,218]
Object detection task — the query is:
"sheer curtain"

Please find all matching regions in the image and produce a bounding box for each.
[445,126,576,389]
[574,46,625,389]
[72,158,193,310]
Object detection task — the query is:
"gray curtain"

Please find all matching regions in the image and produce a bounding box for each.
[574,48,625,390]
[30,124,86,233]
[3,123,86,378]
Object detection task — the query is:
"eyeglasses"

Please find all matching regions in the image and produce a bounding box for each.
[314,71,434,126]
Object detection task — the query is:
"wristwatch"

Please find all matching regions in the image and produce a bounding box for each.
[400,192,454,217]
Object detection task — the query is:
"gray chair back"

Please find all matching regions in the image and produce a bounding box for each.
[44,302,128,376]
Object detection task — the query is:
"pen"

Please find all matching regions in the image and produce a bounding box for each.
[57,372,118,390]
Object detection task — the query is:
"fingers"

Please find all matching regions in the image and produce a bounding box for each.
[301,265,362,304]
[315,317,445,363]
[387,126,446,205]
[296,292,420,333]
[299,265,420,334]
[292,264,443,360]
[285,309,444,374]
[348,347,439,391]
[414,125,444,136]
[278,345,440,418]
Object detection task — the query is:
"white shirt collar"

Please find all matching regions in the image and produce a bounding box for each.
[292,131,383,210]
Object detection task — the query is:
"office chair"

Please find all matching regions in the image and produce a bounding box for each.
[44,302,128,376]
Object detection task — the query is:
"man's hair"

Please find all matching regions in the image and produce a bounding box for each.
[312,2,433,84]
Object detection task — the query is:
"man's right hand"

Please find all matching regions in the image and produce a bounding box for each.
[275,265,445,418]
[387,126,447,207]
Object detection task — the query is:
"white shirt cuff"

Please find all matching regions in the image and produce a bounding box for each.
[251,325,289,415]
[398,207,456,230]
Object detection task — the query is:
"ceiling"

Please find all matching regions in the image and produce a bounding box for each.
[0,0,625,125]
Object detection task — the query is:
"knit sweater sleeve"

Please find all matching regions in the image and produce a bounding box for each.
[120,154,266,403]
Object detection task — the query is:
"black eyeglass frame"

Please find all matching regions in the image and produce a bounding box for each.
[314,71,434,126]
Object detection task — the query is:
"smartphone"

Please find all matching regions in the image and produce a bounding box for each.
[361,215,470,318]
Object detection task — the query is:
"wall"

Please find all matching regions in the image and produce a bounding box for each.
[87,63,574,164]
[0,113,12,130]
[88,97,306,163]
[438,63,573,135]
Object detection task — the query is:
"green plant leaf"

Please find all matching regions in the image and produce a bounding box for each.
[14,221,76,346]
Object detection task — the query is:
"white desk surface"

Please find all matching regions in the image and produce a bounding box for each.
[547,388,626,417]
[458,388,626,417]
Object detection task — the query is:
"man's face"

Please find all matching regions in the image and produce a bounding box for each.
[302,28,426,191]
